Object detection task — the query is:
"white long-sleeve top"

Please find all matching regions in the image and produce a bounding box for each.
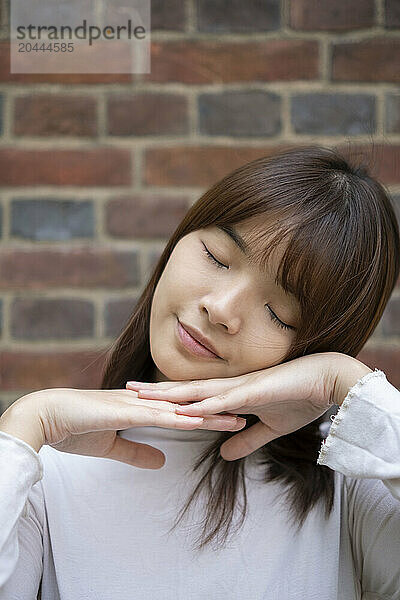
[0,368,399,600]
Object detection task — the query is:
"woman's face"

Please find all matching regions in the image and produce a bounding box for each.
[149,217,301,383]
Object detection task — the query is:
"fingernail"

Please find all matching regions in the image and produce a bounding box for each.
[127,381,153,387]
[208,416,237,426]
[181,417,203,424]
[225,417,239,424]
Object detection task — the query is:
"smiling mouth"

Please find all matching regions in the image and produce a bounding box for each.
[176,318,222,360]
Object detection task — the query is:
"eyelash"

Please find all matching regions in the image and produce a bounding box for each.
[202,243,292,331]
[202,244,226,269]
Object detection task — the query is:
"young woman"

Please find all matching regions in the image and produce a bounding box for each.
[0,145,399,599]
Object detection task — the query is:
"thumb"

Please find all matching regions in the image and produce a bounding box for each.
[105,436,166,469]
[219,421,277,461]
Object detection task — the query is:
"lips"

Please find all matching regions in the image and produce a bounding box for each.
[178,320,221,358]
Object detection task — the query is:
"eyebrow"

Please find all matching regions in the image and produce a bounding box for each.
[217,225,249,255]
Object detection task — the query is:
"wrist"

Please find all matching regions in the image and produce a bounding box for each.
[0,395,46,453]
[329,354,373,406]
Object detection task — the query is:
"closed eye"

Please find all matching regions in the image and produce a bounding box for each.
[265,304,294,331]
[201,242,295,331]
[202,243,228,269]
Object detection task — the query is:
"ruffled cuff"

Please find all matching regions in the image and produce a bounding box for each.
[317,368,400,482]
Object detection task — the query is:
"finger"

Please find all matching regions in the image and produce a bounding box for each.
[129,404,205,429]
[175,393,249,416]
[126,371,251,392]
[219,421,279,461]
[118,394,244,430]
[126,381,184,390]
[106,437,166,469]
[202,415,247,431]
[132,377,245,403]
[129,395,238,416]
[121,395,188,411]
[172,379,263,416]
[131,404,248,434]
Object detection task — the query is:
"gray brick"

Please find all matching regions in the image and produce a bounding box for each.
[385,93,400,133]
[381,296,400,336]
[196,0,280,32]
[291,93,376,135]
[392,194,400,228]
[199,91,281,137]
[151,0,186,30]
[10,199,94,240]
[104,297,139,337]
[11,297,95,340]
[385,0,400,28]
[147,249,163,275]
[0,94,3,136]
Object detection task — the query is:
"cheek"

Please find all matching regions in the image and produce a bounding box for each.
[150,259,194,320]
[237,322,292,364]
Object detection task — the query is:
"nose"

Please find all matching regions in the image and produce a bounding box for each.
[201,285,249,334]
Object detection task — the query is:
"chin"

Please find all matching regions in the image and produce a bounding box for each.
[150,346,182,382]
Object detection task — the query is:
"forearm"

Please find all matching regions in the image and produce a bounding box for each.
[330,354,373,406]
[0,396,45,454]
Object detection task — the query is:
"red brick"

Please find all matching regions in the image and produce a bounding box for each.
[332,37,400,83]
[357,345,400,389]
[107,93,189,136]
[13,94,97,137]
[105,194,189,237]
[146,40,319,84]
[146,143,400,189]
[0,349,107,391]
[0,247,140,289]
[290,0,375,31]
[336,143,400,185]
[0,148,132,186]
[144,144,296,187]
[0,41,132,84]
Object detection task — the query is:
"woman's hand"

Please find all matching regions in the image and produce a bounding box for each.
[126,352,372,461]
[0,389,247,469]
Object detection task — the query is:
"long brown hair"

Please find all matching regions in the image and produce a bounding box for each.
[100,144,400,550]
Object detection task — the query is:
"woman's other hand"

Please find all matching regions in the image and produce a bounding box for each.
[0,389,247,469]
[126,352,372,461]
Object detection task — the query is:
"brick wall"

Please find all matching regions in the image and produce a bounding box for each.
[0,0,399,412]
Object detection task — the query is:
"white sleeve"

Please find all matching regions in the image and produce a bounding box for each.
[317,368,400,498]
[0,431,44,598]
[317,368,400,596]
